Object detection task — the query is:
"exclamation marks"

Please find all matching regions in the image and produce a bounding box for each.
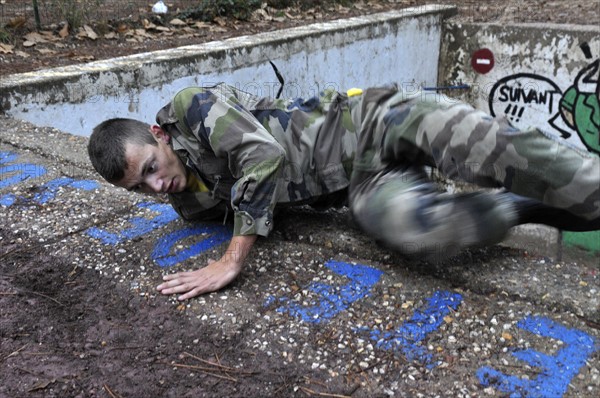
[580,42,593,60]
[504,104,525,123]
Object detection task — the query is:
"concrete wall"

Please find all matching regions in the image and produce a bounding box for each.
[439,23,600,252]
[0,4,455,137]
[439,23,599,154]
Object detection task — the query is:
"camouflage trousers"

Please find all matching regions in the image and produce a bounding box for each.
[348,90,600,258]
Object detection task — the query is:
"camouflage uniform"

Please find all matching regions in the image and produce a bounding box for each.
[157,83,356,237]
[349,87,599,257]
[157,83,600,256]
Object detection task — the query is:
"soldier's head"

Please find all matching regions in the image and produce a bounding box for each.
[88,118,187,194]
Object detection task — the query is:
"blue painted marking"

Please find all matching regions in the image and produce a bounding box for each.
[152,224,231,267]
[267,261,384,323]
[32,177,99,204]
[0,152,18,164]
[86,202,179,245]
[0,193,17,207]
[69,180,99,191]
[0,151,47,189]
[477,316,598,397]
[364,290,462,368]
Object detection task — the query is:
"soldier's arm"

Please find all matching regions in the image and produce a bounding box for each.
[157,85,284,299]
[175,85,285,237]
[157,234,257,300]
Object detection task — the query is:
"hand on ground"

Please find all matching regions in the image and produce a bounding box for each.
[156,259,242,300]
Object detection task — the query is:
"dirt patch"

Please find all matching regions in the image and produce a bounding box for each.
[0,0,598,77]
[0,235,316,397]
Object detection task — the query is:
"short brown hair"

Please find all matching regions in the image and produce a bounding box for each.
[88,118,156,182]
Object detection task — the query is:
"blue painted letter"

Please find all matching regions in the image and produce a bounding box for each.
[267,261,384,323]
[152,224,231,267]
[86,202,179,245]
[365,290,462,368]
[0,152,46,188]
[477,316,598,397]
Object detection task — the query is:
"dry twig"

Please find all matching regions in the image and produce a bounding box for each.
[103,383,122,398]
[23,290,64,306]
[170,363,238,382]
[299,386,352,398]
[2,344,28,362]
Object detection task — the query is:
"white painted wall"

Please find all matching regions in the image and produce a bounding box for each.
[1,6,452,137]
[440,23,600,153]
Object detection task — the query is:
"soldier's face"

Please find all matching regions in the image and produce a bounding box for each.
[116,126,187,194]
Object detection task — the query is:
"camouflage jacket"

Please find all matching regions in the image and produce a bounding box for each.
[157,83,359,237]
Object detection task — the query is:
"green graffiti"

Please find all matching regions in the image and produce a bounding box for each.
[559,60,600,154]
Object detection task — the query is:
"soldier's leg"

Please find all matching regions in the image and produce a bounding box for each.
[349,166,520,259]
[382,96,600,221]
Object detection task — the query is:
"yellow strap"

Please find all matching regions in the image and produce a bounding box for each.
[346,88,363,97]
[186,173,209,192]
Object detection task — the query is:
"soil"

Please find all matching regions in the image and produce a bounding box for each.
[1,1,599,397]
[0,232,309,397]
[0,0,598,77]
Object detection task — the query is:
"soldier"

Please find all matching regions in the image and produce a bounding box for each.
[88,83,600,300]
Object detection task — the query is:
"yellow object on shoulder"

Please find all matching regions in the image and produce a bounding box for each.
[346,88,363,97]
[186,173,209,192]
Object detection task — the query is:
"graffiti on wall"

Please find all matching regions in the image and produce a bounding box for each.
[488,52,599,154]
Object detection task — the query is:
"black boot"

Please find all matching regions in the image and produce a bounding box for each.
[505,192,600,231]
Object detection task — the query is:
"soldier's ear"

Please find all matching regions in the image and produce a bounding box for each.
[150,125,170,144]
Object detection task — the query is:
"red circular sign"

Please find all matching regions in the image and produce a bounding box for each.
[471,48,495,74]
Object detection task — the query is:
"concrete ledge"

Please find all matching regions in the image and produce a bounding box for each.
[1,5,456,137]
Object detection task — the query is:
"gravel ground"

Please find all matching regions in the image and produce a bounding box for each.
[1,118,599,396]
[1,1,600,395]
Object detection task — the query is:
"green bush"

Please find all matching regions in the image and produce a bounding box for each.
[0,27,12,44]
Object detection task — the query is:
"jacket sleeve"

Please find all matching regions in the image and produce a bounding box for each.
[173,85,285,237]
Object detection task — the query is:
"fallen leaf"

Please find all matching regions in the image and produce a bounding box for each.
[83,25,98,40]
[134,29,153,39]
[209,26,228,33]
[59,22,69,38]
[117,23,129,33]
[36,48,57,55]
[24,32,48,44]
[142,19,157,30]
[16,50,30,58]
[28,379,56,392]
[253,8,272,21]
[72,54,95,61]
[502,332,513,340]
[6,16,27,29]
[443,316,453,323]
[104,32,118,40]
[194,21,212,29]
[154,26,171,32]
[213,17,227,26]
[169,18,187,26]
[0,43,14,54]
